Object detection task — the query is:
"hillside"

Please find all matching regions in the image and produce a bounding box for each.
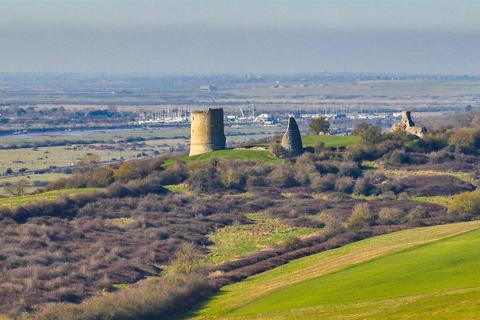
[188,220,480,319]
[6,122,480,318]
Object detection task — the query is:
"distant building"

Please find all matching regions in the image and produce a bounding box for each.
[254,113,276,125]
[199,85,218,91]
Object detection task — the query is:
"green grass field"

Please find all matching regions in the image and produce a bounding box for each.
[188,220,480,319]
[302,135,360,148]
[0,188,101,208]
[0,125,281,148]
[0,145,143,172]
[206,212,318,265]
[0,128,188,147]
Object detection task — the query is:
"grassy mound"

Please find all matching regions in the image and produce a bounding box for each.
[0,188,100,208]
[165,149,277,165]
[188,220,480,319]
[188,149,277,162]
[165,135,358,166]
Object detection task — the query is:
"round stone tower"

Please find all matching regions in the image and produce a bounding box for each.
[189,108,226,156]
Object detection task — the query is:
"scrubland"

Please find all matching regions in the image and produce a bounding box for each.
[2,113,480,319]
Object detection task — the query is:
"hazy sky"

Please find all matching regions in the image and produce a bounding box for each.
[1,0,480,74]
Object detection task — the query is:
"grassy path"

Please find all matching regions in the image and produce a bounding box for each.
[188,220,480,319]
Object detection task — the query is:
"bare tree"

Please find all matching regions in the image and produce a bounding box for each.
[168,242,203,275]
[4,178,30,196]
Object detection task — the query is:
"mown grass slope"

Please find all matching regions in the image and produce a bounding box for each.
[0,188,100,208]
[189,220,480,319]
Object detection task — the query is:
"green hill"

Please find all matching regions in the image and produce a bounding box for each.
[188,220,480,319]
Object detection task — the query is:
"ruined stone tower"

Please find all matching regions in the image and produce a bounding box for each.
[390,111,427,138]
[189,108,226,156]
[281,117,303,156]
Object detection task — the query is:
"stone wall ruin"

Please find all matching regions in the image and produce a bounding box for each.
[390,111,427,138]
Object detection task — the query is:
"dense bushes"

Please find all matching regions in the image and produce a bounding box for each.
[384,150,428,165]
[448,129,480,154]
[47,157,167,190]
[346,123,480,163]
[1,176,172,222]
[353,171,388,196]
[0,192,253,315]
[182,154,362,193]
[22,273,215,320]
[398,175,475,196]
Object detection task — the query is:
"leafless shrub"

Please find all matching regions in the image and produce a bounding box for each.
[347,203,376,230]
[378,207,405,225]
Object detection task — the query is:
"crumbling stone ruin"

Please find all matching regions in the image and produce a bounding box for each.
[281,116,303,156]
[189,108,226,156]
[390,111,427,138]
